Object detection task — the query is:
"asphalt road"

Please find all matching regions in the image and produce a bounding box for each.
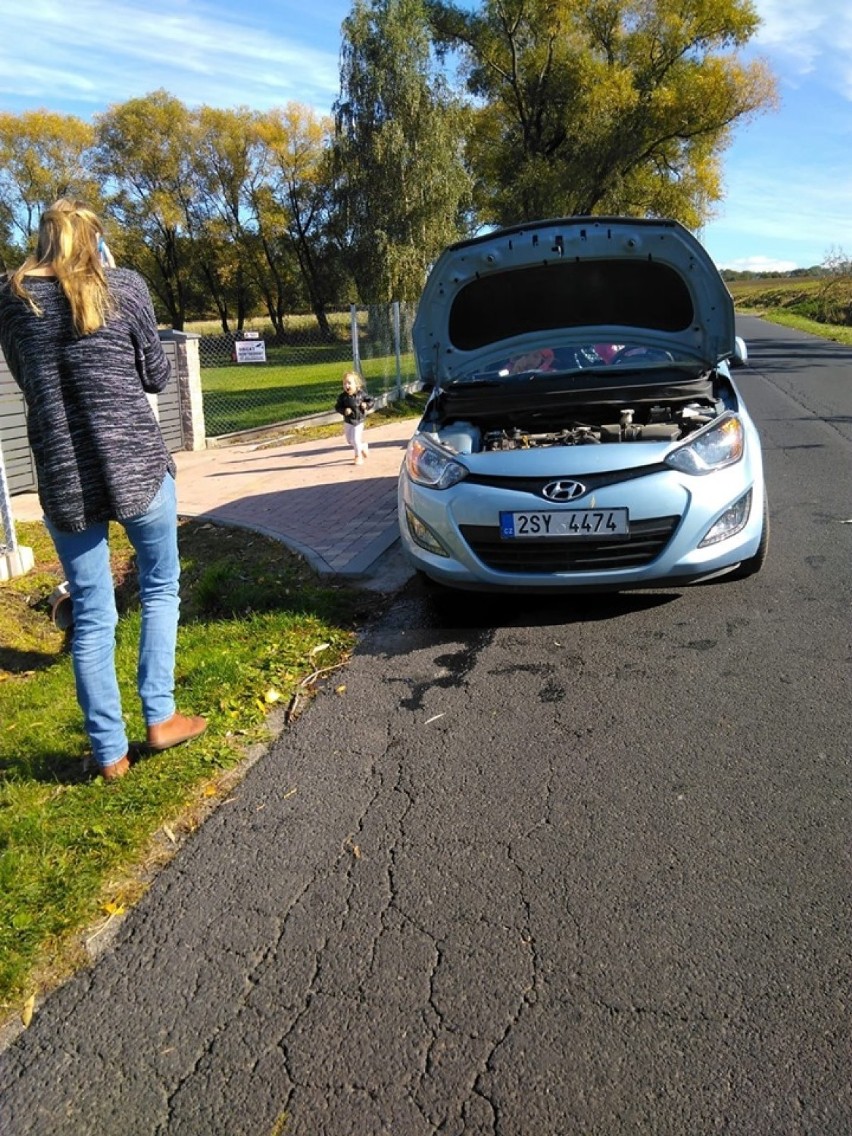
[2,317,850,1135]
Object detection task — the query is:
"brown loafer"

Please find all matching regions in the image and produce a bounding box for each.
[147,712,207,752]
[101,754,132,781]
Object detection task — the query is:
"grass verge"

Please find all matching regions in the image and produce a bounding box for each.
[0,517,383,1027]
[729,276,852,346]
[739,307,852,346]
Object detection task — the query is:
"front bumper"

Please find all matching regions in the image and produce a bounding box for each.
[398,460,765,592]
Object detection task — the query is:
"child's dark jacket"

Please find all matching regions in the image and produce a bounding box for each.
[335,389,373,424]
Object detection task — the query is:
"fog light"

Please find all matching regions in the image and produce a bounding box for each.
[699,490,752,547]
[406,507,451,556]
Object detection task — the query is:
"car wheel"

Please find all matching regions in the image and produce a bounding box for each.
[728,494,769,580]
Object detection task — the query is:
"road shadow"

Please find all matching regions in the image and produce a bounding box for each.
[378,575,681,642]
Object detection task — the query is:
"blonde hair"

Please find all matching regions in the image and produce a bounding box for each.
[342,370,361,388]
[9,198,112,336]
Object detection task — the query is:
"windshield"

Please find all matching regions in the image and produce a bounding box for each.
[455,342,701,383]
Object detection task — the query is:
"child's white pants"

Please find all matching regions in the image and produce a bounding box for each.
[344,421,365,455]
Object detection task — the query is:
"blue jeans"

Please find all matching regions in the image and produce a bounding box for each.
[46,474,180,771]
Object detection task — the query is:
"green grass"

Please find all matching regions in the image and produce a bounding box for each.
[0,518,382,1021]
[748,309,852,345]
[201,347,418,436]
[185,310,420,436]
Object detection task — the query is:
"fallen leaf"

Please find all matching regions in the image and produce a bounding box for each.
[264,688,282,704]
[21,995,35,1028]
[163,825,177,844]
[309,642,330,657]
[203,785,217,797]
[335,684,347,695]
[102,901,125,916]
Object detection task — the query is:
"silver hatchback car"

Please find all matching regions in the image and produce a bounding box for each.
[398,216,768,592]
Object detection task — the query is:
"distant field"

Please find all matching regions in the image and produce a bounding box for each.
[184,311,354,341]
[728,275,852,345]
[727,276,822,304]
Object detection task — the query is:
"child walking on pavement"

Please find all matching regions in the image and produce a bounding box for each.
[335,370,373,465]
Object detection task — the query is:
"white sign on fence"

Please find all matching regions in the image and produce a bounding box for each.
[234,339,267,363]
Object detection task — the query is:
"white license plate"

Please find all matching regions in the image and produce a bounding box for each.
[499,508,629,540]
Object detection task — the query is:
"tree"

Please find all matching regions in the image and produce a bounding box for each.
[333,0,472,304]
[817,246,852,326]
[193,106,269,333]
[259,104,344,340]
[93,91,198,329]
[0,110,98,266]
[195,105,329,338]
[427,0,777,229]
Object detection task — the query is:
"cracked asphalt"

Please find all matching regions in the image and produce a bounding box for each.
[1,319,850,1134]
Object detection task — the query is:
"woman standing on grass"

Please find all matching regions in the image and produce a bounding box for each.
[0,198,205,780]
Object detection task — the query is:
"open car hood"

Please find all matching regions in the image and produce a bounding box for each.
[412,217,736,386]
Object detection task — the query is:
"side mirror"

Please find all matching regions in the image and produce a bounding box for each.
[730,336,748,368]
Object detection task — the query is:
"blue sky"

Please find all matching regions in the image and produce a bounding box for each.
[2,0,849,272]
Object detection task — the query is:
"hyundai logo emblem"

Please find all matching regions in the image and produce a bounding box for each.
[541,479,586,502]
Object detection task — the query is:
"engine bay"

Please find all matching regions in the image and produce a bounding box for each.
[423,365,733,453]
[433,396,725,453]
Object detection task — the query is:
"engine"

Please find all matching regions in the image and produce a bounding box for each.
[437,402,721,453]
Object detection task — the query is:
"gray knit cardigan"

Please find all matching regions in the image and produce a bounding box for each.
[0,268,176,532]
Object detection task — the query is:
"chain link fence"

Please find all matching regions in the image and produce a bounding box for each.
[198,302,419,438]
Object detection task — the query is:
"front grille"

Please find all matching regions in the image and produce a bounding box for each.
[459,516,679,573]
[464,464,666,496]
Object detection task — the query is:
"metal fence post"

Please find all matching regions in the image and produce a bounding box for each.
[392,300,403,398]
[0,437,34,581]
[350,305,362,374]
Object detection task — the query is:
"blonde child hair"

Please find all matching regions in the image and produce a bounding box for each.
[9,198,112,336]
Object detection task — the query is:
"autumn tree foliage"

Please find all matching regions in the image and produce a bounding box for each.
[92,91,199,328]
[259,104,346,339]
[0,111,98,269]
[427,0,777,229]
[94,94,341,333]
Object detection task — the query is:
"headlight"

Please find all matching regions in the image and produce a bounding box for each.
[405,435,469,489]
[665,414,744,475]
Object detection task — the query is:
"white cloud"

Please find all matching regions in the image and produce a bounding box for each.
[752,0,824,72]
[751,0,852,99]
[716,255,799,273]
[0,0,343,116]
